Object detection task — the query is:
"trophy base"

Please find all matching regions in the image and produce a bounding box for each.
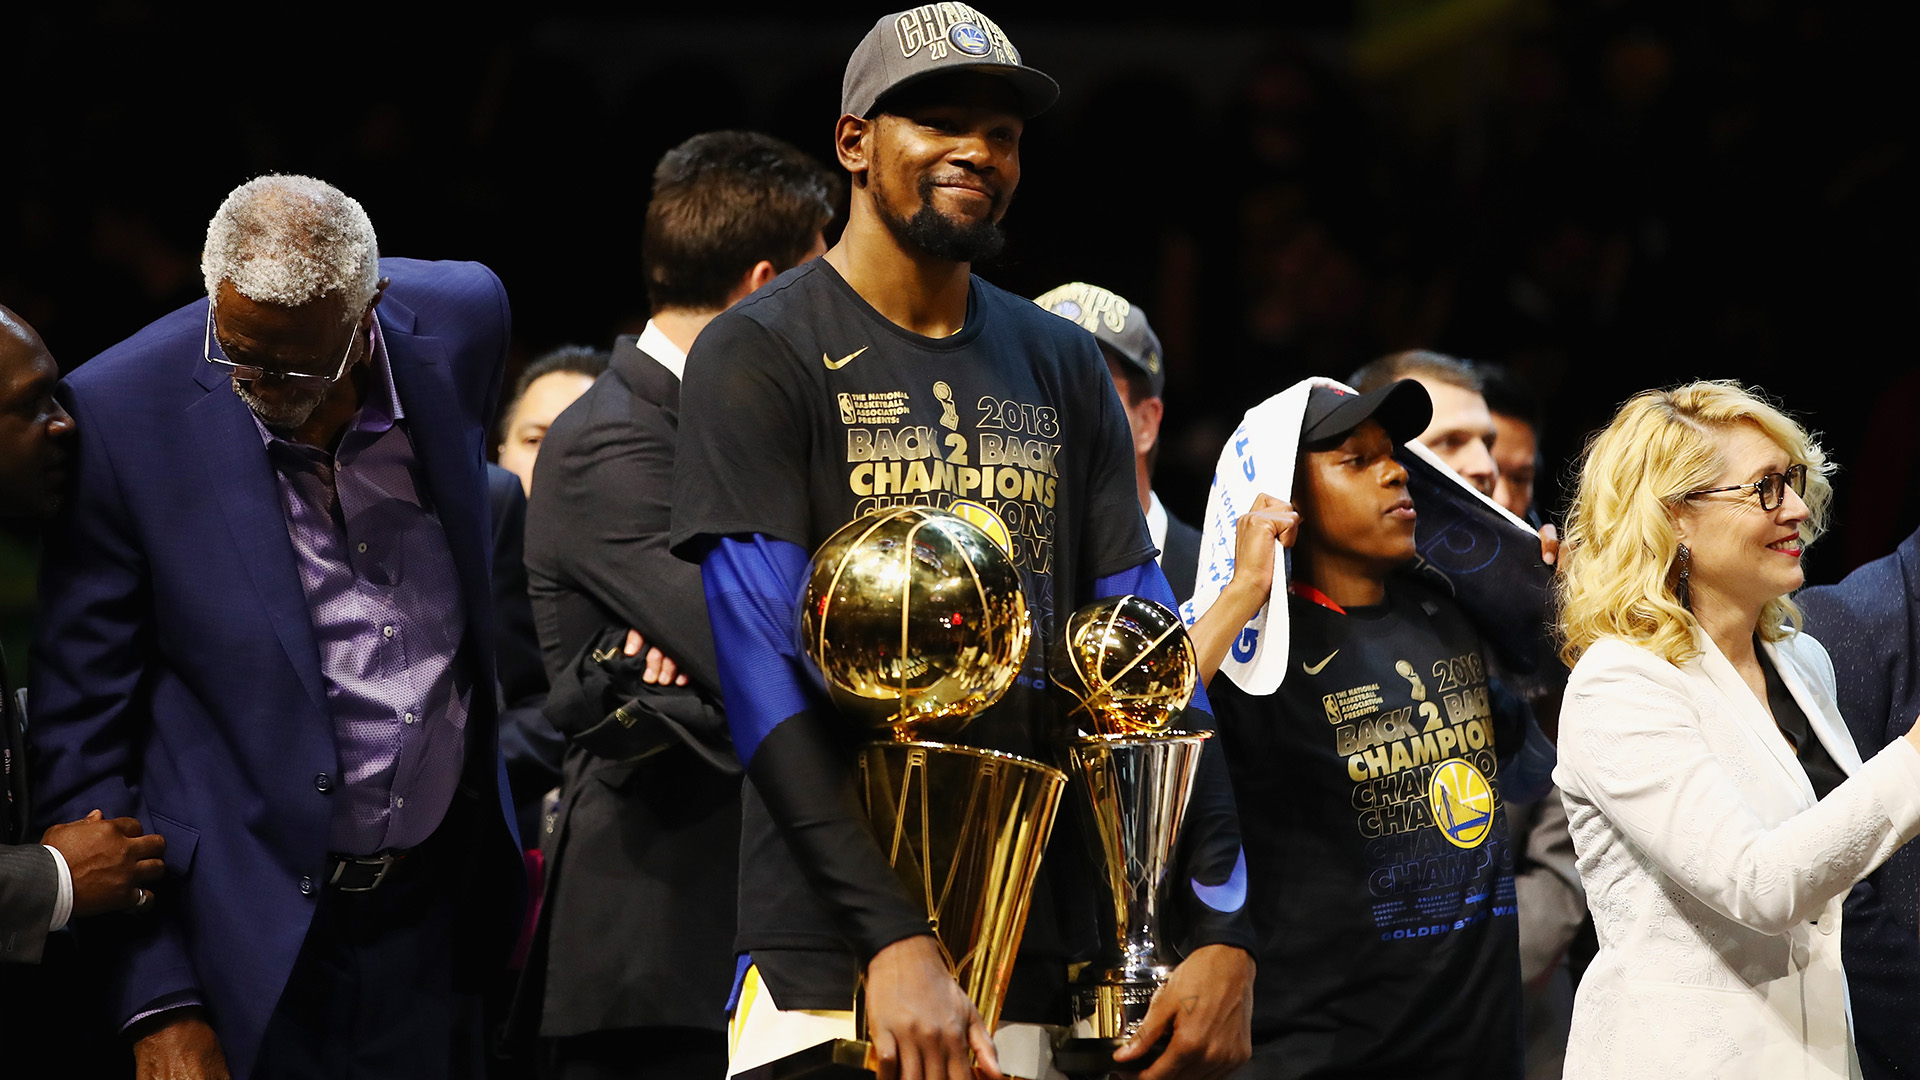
[733,1036,1043,1080]
[734,1039,874,1080]
[1052,1035,1166,1078]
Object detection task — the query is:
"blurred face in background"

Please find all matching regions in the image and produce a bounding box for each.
[1491,411,1538,518]
[0,309,75,518]
[498,369,597,496]
[1411,378,1498,496]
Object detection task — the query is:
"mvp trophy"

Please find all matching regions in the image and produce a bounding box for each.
[1047,596,1211,1077]
[758,506,1067,1080]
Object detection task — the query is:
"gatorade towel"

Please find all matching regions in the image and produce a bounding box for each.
[1184,377,1552,697]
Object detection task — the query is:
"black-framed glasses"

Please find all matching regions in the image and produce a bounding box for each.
[1684,462,1809,511]
[204,303,360,384]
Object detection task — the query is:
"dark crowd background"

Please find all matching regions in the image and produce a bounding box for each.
[2,0,1914,672]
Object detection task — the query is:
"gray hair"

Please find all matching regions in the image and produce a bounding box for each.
[201,175,380,310]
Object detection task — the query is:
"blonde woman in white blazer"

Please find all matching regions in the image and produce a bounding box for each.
[1554,381,1920,1080]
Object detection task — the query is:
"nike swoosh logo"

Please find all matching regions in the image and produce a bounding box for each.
[1303,650,1339,675]
[823,347,868,370]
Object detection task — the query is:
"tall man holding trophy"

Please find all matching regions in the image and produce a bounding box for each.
[667,7,1257,1080]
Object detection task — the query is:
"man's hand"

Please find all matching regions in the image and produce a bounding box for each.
[1112,944,1254,1080]
[623,628,689,686]
[1190,493,1299,686]
[132,1010,230,1080]
[1219,493,1299,613]
[41,809,165,918]
[864,935,1002,1080]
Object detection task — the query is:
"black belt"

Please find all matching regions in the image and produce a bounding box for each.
[325,849,410,892]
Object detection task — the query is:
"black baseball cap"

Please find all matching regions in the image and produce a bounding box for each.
[842,5,1060,120]
[1301,380,1432,447]
[1034,282,1165,398]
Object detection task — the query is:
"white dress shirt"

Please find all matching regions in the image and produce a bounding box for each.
[638,319,688,382]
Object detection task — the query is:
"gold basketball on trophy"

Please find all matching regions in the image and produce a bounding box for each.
[1048,595,1198,736]
[800,506,1032,741]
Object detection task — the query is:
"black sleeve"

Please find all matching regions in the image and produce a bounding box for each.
[670,313,817,559]
[532,371,721,693]
[747,713,933,960]
[1167,704,1261,958]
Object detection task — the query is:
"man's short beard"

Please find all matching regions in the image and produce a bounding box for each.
[232,378,328,432]
[880,174,1007,264]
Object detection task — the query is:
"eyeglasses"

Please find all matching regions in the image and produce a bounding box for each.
[1683,463,1809,511]
[205,304,361,384]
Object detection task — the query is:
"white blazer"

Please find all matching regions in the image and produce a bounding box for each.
[1556,627,1920,1079]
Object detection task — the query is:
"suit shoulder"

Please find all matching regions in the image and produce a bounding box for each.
[66,301,208,395]
[380,257,502,296]
[1567,637,1688,692]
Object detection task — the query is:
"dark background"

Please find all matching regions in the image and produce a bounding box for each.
[4,0,1915,666]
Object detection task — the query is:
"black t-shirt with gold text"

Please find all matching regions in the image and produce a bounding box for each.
[1211,572,1523,1080]
[670,259,1166,1013]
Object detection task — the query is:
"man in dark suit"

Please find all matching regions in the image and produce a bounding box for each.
[516,130,836,1080]
[1797,534,1920,1080]
[1034,283,1203,605]
[1,304,165,965]
[29,176,525,1079]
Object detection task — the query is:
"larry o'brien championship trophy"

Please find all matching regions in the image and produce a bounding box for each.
[763,505,1068,1080]
[1047,596,1210,1077]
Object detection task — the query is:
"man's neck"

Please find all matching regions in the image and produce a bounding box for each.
[651,308,719,357]
[824,210,971,338]
[284,368,368,452]
[1135,459,1152,516]
[1298,551,1392,610]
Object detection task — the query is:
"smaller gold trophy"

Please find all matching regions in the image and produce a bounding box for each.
[751,506,1065,1080]
[1047,596,1211,1077]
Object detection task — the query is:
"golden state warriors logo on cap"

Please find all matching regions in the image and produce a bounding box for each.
[949,22,992,56]
[1428,759,1494,849]
[948,499,1013,557]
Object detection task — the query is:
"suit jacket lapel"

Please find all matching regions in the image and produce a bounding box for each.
[382,315,493,690]
[610,335,682,416]
[1763,636,1865,776]
[189,357,330,714]
[1693,628,1817,805]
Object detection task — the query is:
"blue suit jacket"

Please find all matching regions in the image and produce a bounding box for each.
[1796,534,1920,1080]
[28,258,526,1078]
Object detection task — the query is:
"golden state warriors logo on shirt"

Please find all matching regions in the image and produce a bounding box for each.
[1428,758,1494,849]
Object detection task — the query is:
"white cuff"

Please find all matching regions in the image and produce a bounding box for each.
[43,844,74,931]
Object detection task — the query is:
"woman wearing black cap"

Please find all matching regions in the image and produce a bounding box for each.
[1197,379,1527,1080]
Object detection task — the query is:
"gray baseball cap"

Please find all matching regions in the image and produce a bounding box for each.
[1035,282,1166,398]
[842,6,1060,120]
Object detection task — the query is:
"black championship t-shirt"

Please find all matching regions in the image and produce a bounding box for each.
[670,259,1154,1012]
[1211,573,1523,1080]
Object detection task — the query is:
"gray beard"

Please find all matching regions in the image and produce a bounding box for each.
[231,378,327,433]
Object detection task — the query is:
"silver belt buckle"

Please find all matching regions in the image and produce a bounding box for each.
[329,851,403,892]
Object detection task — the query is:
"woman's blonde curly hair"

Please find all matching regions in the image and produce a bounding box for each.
[1556,380,1832,668]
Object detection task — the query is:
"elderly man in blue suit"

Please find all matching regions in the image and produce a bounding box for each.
[29,175,525,1080]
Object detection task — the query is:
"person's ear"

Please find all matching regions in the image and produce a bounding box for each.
[836,114,873,183]
[725,261,780,307]
[361,278,391,329]
[1133,397,1163,457]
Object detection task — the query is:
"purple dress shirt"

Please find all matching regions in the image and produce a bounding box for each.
[256,321,470,856]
